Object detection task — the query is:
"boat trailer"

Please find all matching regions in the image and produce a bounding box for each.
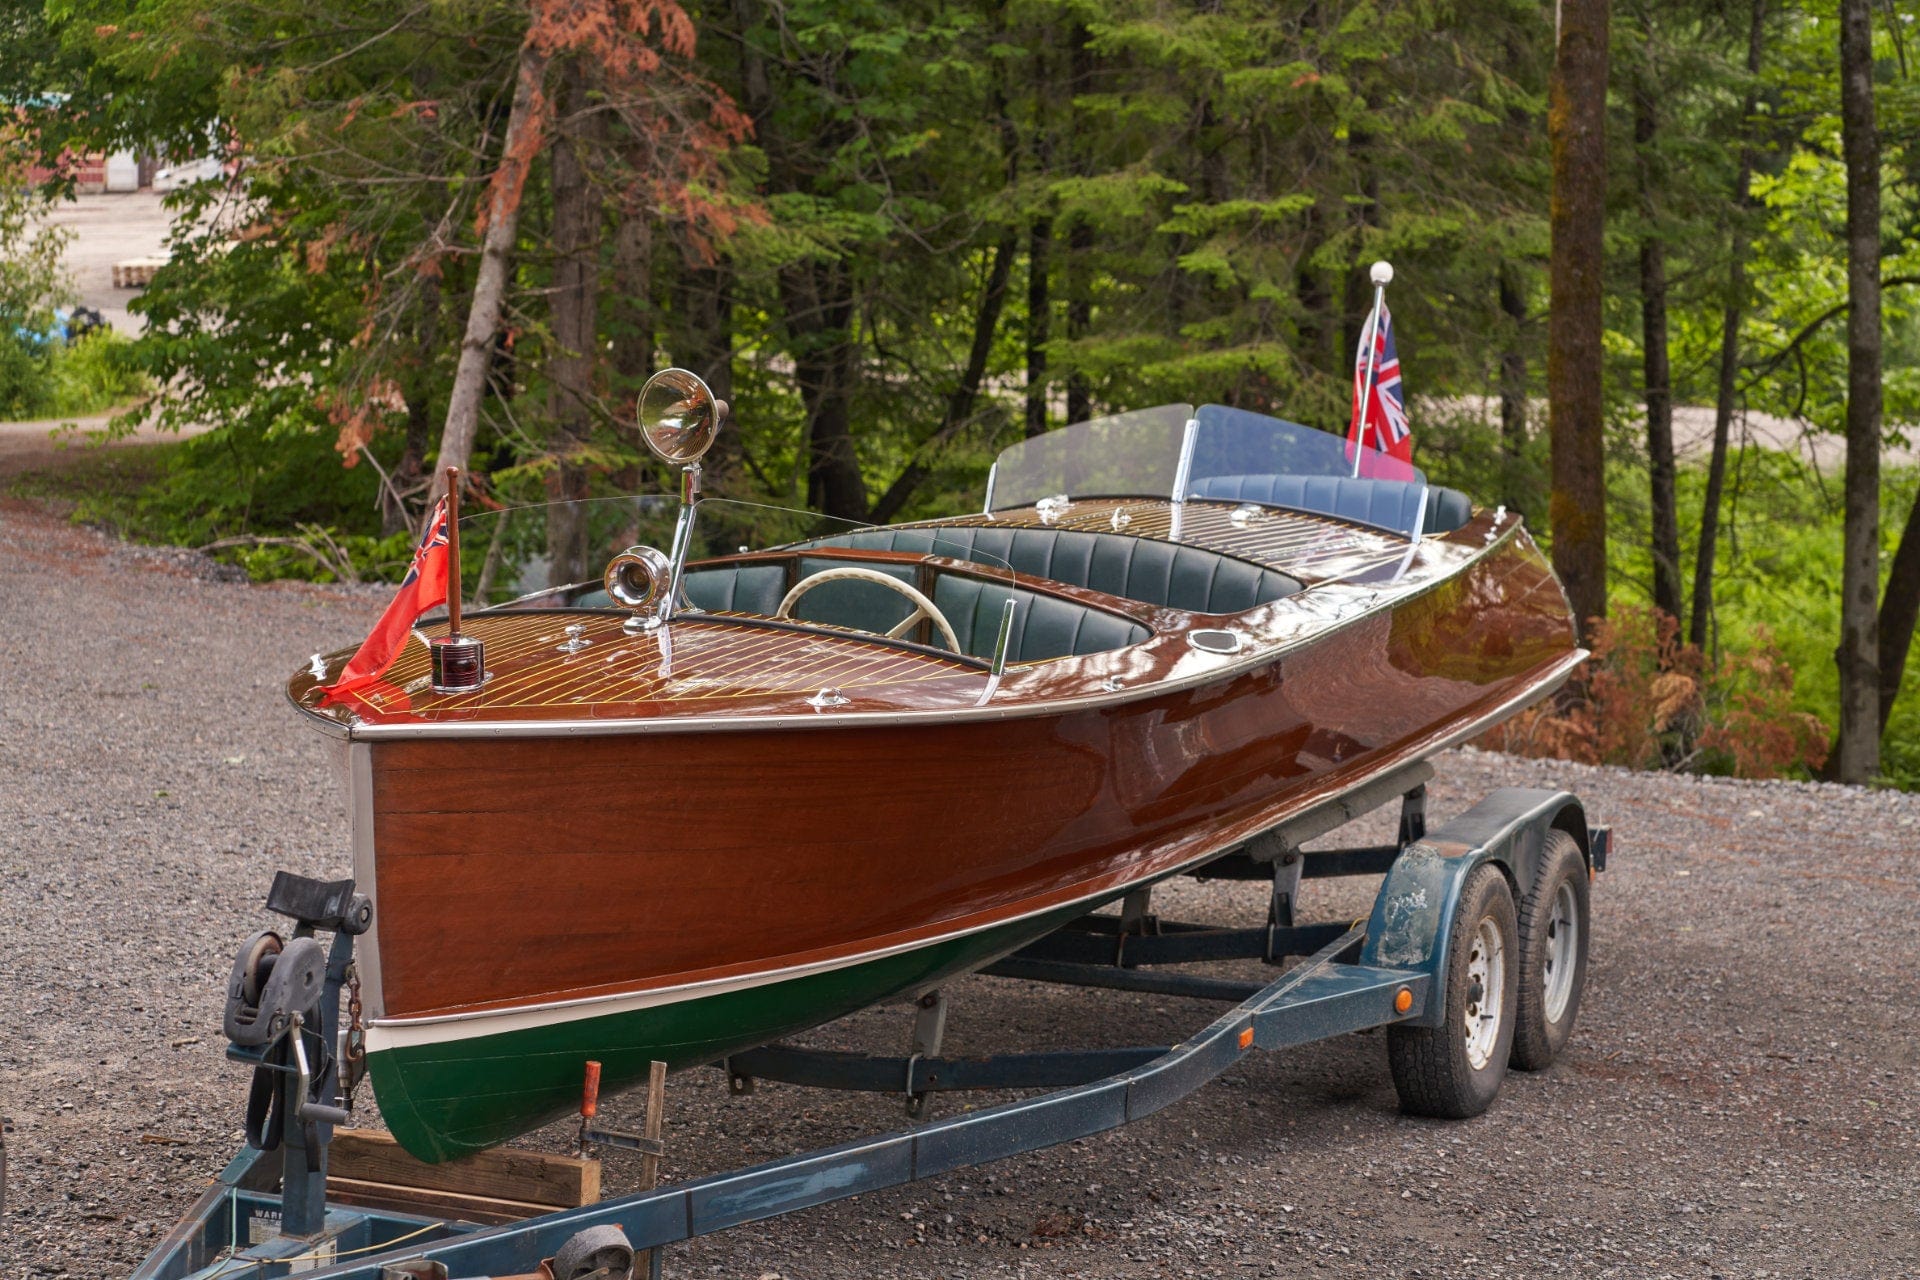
[133,775,1610,1280]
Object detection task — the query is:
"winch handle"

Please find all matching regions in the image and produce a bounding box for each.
[299,1100,351,1126]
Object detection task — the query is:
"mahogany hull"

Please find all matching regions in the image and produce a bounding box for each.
[353,526,1578,1160]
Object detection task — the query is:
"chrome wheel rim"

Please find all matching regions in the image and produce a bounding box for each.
[1463,916,1506,1070]
[1542,880,1580,1024]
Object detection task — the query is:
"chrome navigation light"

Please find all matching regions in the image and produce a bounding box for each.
[636,368,728,628]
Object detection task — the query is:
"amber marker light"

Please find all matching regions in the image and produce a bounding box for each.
[1394,987,1414,1014]
[1237,1027,1255,1049]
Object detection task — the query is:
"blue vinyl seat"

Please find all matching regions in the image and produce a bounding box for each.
[1184,474,1473,535]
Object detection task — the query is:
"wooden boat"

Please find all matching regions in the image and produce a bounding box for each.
[287,377,1583,1163]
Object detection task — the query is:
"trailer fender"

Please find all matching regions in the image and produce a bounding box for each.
[1359,788,1589,1028]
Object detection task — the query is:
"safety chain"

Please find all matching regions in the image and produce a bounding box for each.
[342,961,367,1104]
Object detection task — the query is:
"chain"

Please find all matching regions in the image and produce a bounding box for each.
[342,961,367,1103]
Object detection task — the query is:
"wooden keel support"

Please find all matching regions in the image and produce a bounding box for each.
[640,1059,667,1278]
[326,1128,600,1224]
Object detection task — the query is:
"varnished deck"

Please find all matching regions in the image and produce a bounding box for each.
[293,612,985,726]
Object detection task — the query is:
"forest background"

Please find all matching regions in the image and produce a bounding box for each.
[2,0,1918,785]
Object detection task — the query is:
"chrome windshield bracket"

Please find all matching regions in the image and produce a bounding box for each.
[1168,417,1199,542]
[976,598,1019,706]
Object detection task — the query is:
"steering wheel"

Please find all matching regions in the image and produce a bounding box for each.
[775,567,962,652]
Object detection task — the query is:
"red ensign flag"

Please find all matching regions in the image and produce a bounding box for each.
[1347,301,1415,479]
[321,498,452,700]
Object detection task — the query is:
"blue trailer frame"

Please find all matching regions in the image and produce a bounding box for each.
[132,783,1609,1280]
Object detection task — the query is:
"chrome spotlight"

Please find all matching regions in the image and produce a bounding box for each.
[605,545,673,632]
[635,367,727,627]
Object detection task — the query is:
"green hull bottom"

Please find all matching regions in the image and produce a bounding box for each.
[369,901,1096,1162]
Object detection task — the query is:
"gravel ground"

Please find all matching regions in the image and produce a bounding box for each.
[5,497,1920,1279]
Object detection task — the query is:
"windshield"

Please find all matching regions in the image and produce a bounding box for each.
[1187,404,1423,487]
[984,402,1432,539]
[986,404,1193,511]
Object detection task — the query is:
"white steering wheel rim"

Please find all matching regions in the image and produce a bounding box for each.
[774,566,962,653]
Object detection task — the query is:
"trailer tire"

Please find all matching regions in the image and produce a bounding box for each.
[553,1224,635,1280]
[1387,862,1517,1119]
[1510,829,1590,1071]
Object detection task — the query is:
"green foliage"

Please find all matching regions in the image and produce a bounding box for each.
[48,330,148,414]
[15,423,414,583]
[0,331,149,419]
[11,0,1920,788]
[0,332,51,417]
[1482,601,1830,780]
[0,157,81,418]
[1608,447,1920,788]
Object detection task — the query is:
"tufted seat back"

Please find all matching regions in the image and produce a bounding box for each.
[801,526,1300,614]
[669,559,1150,664]
[1184,474,1473,535]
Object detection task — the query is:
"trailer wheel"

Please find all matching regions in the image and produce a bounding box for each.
[1387,862,1517,1119]
[1510,829,1590,1071]
[552,1224,635,1280]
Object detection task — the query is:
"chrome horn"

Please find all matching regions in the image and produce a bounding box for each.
[606,545,674,633]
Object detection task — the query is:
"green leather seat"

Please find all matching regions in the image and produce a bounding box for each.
[1185,474,1473,535]
[800,526,1300,614]
[582,523,1300,665]
[671,558,1150,663]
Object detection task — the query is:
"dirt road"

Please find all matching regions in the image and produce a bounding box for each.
[3,500,1918,1279]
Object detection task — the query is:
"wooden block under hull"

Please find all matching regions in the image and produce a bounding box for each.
[326,1128,599,1223]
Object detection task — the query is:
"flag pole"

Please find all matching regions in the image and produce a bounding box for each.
[444,466,463,637]
[429,465,485,693]
[1351,259,1393,478]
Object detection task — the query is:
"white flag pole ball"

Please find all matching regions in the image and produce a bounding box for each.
[1370,260,1394,286]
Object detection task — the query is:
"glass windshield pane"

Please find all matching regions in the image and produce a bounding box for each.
[987,404,1194,511]
[1188,404,1424,486]
[1184,404,1430,538]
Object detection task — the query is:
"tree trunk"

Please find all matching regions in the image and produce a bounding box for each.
[1635,72,1682,627]
[1341,126,1379,373]
[1878,489,1920,733]
[1834,0,1882,782]
[670,257,736,489]
[1546,0,1611,641]
[388,274,441,535]
[545,58,601,589]
[607,198,652,506]
[871,231,1019,523]
[1295,201,1333,391]
[610,202,654,405]
[1498,262,1529,515]
[785,262,865,520]
[1689,0,1766,652]
[1065,217,1092,424]
[1026,215,1051,438]
[433,37,555,497]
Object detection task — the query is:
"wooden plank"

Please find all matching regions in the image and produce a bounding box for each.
[323,1175,563,1227]
[329,1129,599,1207]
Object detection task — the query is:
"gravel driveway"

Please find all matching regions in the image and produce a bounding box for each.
[4,499,1918,1279]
